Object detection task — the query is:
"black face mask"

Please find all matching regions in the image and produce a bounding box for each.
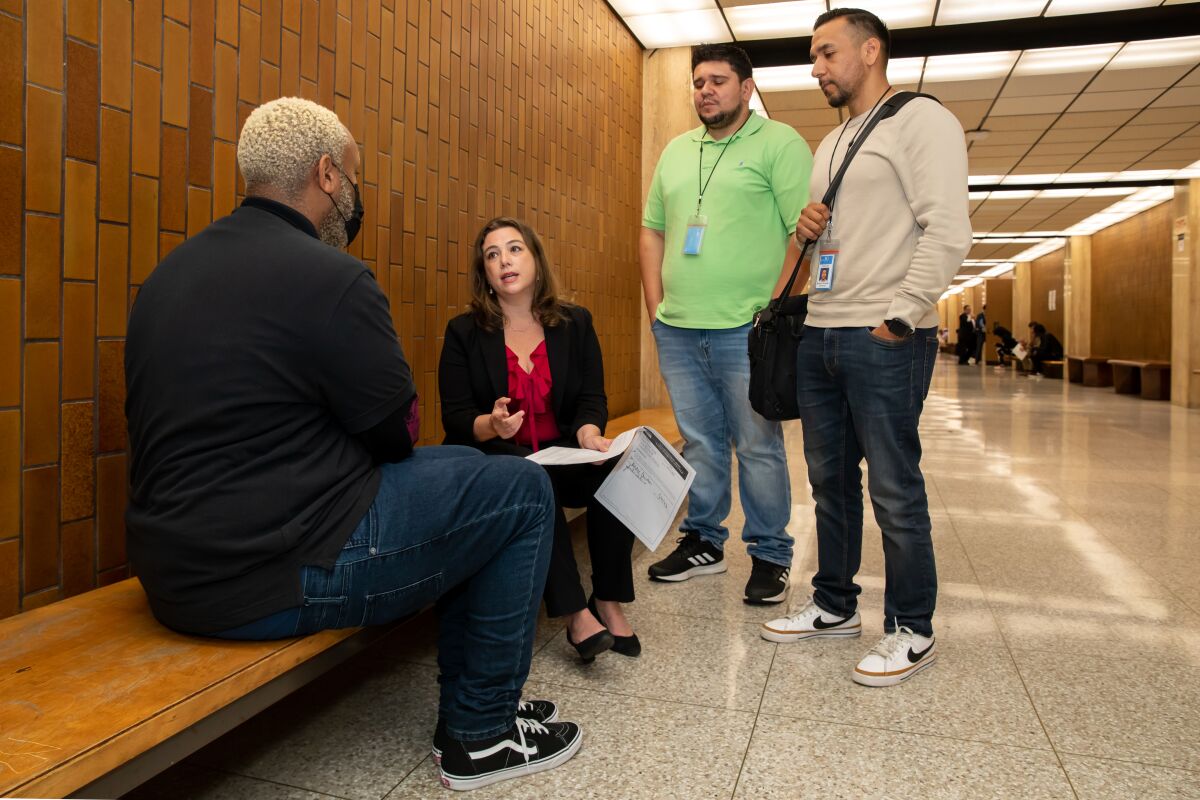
[325,165,364,246]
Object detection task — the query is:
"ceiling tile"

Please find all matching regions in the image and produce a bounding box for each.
[970,143,1034,158]
[1018,155,1079,168]
[924,78,1005,102]
[1072,155,1139,170]
[946,100,993,130]
[760,89,835,112]
[1151,85,1200,108]
[1156,134,1200,151]
[1088,64,1193,92]
[1132,106,1200,124]
[1133,153,1198,169]
[1109,122,1195,140]
[1026,141,1093,156]
[991,94,1076,116]
[1002,72,1095,97]
[1054,109,1138,127]
[1040,125,1117,143]
[1068,89,1162,112]
[984,113,1062,131]
[1179,66,1200,86]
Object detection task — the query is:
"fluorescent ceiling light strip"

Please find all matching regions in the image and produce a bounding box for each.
[1013,43,1120,76]
[924,50,1020,82]
[1046,0,1160,17]
[963,277,985,288]
[724,1,823,38]
[607,0,714,13]
[857,0,936,29]
[624,9,731,48]
[945,285,965,296]
[753,65,818,92]
[979,263,1016,278]
[1107,35,1200,70]
[1001,173,1060,185]
[935,0,1046,26]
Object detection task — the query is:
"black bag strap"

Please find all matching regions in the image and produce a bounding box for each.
[775,91,940,301]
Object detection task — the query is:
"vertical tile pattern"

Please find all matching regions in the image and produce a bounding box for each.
[0,0,643,615]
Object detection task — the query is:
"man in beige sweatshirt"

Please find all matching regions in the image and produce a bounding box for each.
[760,8,972,687]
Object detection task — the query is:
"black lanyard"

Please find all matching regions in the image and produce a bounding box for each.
[828,86,892,185]
[697,113,752,214]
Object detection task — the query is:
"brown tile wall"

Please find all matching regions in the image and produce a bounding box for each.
[0,0,644,618]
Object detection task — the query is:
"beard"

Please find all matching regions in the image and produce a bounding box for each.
[697,104,741,128]
[823,80,850,108]
[317,181,354,248]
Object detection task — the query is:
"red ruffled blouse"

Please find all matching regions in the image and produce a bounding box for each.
[506,341,559,452]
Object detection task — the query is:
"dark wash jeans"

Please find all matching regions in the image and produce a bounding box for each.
[795,326,939,637]
[212,446,555,741]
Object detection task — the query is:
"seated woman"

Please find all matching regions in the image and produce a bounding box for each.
[439,216,639,664]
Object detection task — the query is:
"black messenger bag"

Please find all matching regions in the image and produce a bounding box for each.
[747,91,937,421]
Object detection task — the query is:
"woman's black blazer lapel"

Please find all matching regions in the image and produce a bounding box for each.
[480,326,508,400]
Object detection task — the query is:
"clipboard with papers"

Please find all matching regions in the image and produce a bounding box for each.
[525,426,694,552]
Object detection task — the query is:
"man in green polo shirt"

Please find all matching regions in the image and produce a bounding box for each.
[641,43,812,604]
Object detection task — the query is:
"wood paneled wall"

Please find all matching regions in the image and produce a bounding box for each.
[1090,201,1172,361]
[1030,249,1065,342]
[983,279,1013,364]
[0,0,643,617]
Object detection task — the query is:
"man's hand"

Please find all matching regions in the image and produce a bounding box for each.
[490,397,525,439]
[871,323,903,341]
[795,202,831,243]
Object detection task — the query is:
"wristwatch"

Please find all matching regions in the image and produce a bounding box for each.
[885,318,914,338]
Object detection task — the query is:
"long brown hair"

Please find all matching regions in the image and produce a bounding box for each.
[469,217,567,332]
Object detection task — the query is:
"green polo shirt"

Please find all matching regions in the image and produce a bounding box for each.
[643,111,812,329]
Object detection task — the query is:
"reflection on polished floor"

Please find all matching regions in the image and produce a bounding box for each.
[127,356,1200,799]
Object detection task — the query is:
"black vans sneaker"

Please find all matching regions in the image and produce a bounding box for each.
[433,700,559,765]
[438,718,582,791]
[648,532,726,582]
[744,557,790,605]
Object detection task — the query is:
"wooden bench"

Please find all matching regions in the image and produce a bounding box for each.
[1067,356,1109,384]
[1109,360,1171,400]
[1082,358,1114,388]
[0,407,680,799]
[1041,360,1065,380]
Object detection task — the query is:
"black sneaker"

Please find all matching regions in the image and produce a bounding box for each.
[432,700,559,765]
[438,718,582,791]
[648,532,726,582]
[744,557,790,605]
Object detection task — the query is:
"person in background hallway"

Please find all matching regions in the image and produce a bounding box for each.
[973,304,987,364]
[640,42,813,604]
[957,304,974,364]
[439,217,640,666]
[992,322,1018,368]
[760,8,971,687]
[1029,322,1064,377]
[124,97,580,792]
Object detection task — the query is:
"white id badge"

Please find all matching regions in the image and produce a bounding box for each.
[682,214,708,255]
[813,238,839,292]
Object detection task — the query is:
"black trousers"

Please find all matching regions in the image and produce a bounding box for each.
[541,458,636,618]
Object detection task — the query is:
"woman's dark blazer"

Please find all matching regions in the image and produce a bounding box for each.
[439,303,608,456]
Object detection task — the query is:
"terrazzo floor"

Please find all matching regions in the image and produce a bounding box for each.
[125,357,1200,799]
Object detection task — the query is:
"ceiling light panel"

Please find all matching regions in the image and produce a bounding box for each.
[607,0,713,14]
[1046,0,1160,15]
[724,1,825,40]
[856,0,936,29]
[624,9,731,48]
[754,65,819,92]
[1013,44,1121,76]
[923,51,1020,82]
[1107,36,1200,70]
[935,0,1047,25]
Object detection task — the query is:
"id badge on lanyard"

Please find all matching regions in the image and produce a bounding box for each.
[683,213,708,255]
[812,229,839,292]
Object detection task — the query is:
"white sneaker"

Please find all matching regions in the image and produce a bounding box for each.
[760,596,862,642]
[852,626,937,687]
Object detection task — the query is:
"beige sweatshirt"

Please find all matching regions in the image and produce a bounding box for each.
[805,96,972,330]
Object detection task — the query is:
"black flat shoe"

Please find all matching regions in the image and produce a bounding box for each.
[566,627,613,664]
[588,595,641,658]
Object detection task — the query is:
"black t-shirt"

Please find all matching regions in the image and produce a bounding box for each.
[125,198,415,634]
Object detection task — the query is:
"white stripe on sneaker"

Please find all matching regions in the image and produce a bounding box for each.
[469,739,538,760]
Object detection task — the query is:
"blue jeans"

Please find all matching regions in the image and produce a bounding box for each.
[651,320,793,566]
[796,326,939,636]
[212,446,555,742]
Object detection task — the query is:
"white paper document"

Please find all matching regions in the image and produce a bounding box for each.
[523,427,641,466]
[593,427,695,553]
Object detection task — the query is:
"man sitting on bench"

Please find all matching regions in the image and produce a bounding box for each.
[124,97,581,792]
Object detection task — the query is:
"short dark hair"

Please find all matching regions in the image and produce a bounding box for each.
[1033,323,1047,336]
[691,43,754,82]
[814,8,891,63]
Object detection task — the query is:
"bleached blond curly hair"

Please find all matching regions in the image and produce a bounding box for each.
[237,97,354,199]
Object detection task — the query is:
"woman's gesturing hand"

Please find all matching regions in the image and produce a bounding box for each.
[490,397,525,439]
